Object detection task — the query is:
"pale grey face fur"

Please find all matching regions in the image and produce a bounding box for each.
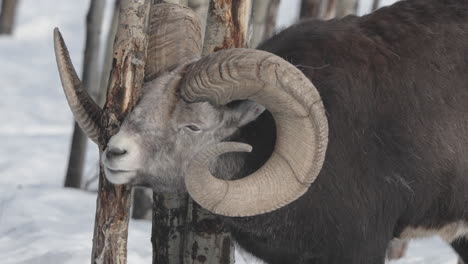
[101,70,265,192]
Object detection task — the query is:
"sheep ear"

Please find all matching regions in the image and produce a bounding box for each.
[228,100,266,127]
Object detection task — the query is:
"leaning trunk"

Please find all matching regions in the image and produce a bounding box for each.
[64,0,105,189]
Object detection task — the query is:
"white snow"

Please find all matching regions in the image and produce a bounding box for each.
[0,0,460,263]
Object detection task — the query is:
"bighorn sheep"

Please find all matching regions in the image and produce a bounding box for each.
[54,0,468,263]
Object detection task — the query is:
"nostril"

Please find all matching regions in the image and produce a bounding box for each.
[106,147,127,159]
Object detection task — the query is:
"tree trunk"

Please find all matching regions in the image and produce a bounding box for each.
[372,0,381,11]
[97,0,120,107]
[181,1,252,263]
[64,0,106,189]
[91,0,150,263]
[300,0,337,20]
[335,0,358,18]
[202,0,251,54]
[250,0,280,48]
[0,0,18,34]
[300,0,322,19]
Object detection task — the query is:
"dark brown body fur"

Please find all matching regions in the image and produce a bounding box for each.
[220,0,468,263]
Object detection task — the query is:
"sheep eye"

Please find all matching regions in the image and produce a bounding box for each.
[186,125,201,132]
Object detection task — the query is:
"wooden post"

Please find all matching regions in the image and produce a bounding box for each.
[182,1,251,263]
[250,0,280,48]
[64,0,106,189]
[91,0,150,263]
[0,0,18,34]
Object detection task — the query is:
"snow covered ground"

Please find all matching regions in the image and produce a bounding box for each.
[0,0,460,263]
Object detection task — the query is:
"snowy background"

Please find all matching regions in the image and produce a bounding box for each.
[0,0,459,263]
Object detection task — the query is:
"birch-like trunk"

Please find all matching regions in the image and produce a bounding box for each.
[64,0,105,189]
[0,0,18,34]
[91,0,150,263]
[182,1,252,263]
[250,0,280,48]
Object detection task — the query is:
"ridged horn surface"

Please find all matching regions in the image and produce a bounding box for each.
[53,28,102,144]
[181,48,329,217]
[145,3,202,82]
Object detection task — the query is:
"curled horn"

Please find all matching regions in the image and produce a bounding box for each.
[181,49,329,217]
[53,28,102,144]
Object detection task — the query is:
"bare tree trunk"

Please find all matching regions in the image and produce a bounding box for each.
[335,0,358,18]
[181,1,252,263]
[202,0,251,53]
[152,192,188,263]
[300,0,322,19]
[300,0,337,20]
[64,0,105,188]
[91,0,150,263]
[372,0,381,11]
[250,0,280,48]
[0,0,18,34]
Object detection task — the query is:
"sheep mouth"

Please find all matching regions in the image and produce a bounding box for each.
[103,167,137,185]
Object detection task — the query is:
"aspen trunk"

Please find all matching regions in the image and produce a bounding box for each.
[0,0,18,34]
[91,1,150,263]
[146,2,204,263]
[182,1,252,263]
[335,0,358,18]
[250,0,280,48]
[64,0,106,189]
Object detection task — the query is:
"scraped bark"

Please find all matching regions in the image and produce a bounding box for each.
[202,0,251,54]
[0,0,18,34]
[250,0,280,48]
[97,0,120,107]
[64,0,106,189]
[91,0,150,263]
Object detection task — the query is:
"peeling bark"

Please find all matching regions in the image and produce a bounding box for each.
[64,0,106,189]
[202,0,252,54]
[0,0,18,35]
[91,1,150,263]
